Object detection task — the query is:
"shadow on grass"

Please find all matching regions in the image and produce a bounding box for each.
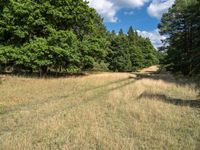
[1,71,88,79]
[132,67,200,93]
[0,78,137,134]
[133,73,179,84]
[64,78,137,110]
[53,77,134,99]
[139,91,200,109]
[1,76,135,115]
[134,67,200,98]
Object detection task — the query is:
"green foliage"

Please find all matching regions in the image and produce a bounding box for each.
[92,61,109,72]
[129,46,144,71]
[19,38,52,70]
[47,30,80,73]
[107,30,132,72]
[0,45,19,72]
[156,50,167,65]
[0,0,158,75]
[0,0,107,75]
[80,35,108,70]
[159,0,200,75]
[139,38,159,67]
[107,27,158,72]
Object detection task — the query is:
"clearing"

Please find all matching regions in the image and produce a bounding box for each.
[0,66,200,149]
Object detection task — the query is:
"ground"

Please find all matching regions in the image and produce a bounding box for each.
[0,66,200,150]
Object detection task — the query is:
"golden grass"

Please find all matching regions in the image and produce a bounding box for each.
[139,65,160,73]
[0,67,200,150]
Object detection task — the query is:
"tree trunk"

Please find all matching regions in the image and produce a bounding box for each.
[29,68,33,74]
[40,66,47,77]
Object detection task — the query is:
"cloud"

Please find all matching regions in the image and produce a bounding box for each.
[87,0,175,22]
[87,0,117,22]
[113,0,150,8]
[137,29,166,48]
[87,0,150,22]
[147,0,175,19]
[86,1,172,48]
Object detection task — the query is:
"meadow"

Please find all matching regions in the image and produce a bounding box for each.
[0,66,200,150]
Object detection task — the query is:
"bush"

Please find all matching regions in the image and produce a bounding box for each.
[92,61,109,72]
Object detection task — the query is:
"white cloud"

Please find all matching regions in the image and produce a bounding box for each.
[147,0,175,19]
[137,29,166,48]
[113,0,150,8]
[87,0,150,22]
[87,0,117,22]
[86,1,172,48]
[87,0,175,22]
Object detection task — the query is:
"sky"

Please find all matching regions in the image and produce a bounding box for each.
[87,0,175,48]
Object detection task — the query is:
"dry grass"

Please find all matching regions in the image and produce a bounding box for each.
[139,65,160,73]
[0,67,200,150]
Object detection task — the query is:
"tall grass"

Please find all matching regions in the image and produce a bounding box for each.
[0,67,200,150]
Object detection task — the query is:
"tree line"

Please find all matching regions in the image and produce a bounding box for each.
[0,0,158,76]
[159,0,200,76]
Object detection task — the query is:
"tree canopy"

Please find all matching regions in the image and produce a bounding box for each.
[0,0,158,76]
[107,27,158,72]
[158,0,200,76]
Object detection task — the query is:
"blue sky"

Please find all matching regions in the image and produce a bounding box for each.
[105,4,160,32]
[87,0,175,48]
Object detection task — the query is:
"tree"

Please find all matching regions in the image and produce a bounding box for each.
[127,26,144,70]
[107,29,132,72]
[127,26,137,45]
[0,0,108,75]
[79,35,109,70]
[127,26,158,70]
[139,38,158,67]
[129,46,144,71]
[0,0,159,75]
[158,0,200,75]
[107,27,158,72]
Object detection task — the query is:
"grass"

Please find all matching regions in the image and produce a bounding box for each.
[0,66,200,150]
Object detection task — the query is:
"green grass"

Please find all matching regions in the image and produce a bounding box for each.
[0,105,5,114]
[0,68,200,150]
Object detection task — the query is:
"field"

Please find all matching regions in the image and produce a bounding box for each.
[0,66,200,150]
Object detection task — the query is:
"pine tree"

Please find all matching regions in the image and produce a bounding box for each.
[107,29,132,72]
[107,27,158,72]
[159,0,200,75]
[127,26,145,70]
